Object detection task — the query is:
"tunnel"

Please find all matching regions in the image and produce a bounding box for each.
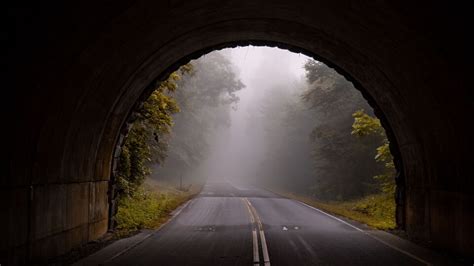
[3,1,473,263]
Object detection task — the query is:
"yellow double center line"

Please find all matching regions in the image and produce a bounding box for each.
[242,198,271,266]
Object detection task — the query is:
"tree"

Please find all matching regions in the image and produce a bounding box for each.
[116,66,191,197]
[352,110,395,193]
[301,60,381,200]
[150,51,245,181]
[255,82,316,192]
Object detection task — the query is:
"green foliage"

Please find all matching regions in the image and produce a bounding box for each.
[301,60,381,200]
[154,52,244,180]
[349,193,395,228]
[281,191,395,230]
[115,184,197,236]
[302,60,364,115]
[115,187,166,233]
[116,65,191,198]
[266,59,396,203]
[319,193,396,229]
[351,110,384,137]
[117,129,151,196]
[351,110,395,193]
[287,60,396,226]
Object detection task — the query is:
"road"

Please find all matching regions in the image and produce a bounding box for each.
[102,181,436,266]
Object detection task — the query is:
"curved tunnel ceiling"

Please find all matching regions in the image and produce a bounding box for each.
[5,0,473,261]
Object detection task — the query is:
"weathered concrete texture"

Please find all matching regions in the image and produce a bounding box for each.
[30,181,108,261]
[429,190,474,254]
[0,182,108,263]
[0,188,29,250]
[4,0,473,263]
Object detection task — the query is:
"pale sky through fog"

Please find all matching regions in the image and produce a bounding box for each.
[196,46,311,183]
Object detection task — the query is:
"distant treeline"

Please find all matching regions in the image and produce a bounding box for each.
[116,52,244,198]
[116,51,395,202]
[257,60,395,200]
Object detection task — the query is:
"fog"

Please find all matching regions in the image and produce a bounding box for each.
[191,47,310,184]
[152,46,384,200]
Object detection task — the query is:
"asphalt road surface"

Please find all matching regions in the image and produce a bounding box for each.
[103,182,436,266]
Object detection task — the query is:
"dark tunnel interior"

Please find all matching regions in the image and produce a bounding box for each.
[3,1,473,264]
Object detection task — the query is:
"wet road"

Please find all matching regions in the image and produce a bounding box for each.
[99,181,435,266]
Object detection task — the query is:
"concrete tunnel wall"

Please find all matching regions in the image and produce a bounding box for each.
[3,0,473,263]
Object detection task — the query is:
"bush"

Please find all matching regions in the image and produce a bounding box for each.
[115,185,194,236]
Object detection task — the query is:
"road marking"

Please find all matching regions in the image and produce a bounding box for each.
[243,198,271,266]
[298,201,432,266]
[252,229,260,265]
[242,198,260,265]
[259,230,271,266]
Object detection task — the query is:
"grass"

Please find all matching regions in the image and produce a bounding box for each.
[115,180,202,237]
[49,180,201,264]
[277,190,396,230]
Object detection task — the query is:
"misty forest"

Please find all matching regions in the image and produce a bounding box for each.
[113,47,396,234]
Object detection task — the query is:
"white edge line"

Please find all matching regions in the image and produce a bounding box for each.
[103,198,195,263]
[299,202,363,232]
[298,201,432,266]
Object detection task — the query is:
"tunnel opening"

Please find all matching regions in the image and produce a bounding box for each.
[108,45,403,242]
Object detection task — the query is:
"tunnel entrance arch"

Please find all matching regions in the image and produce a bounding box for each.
[108,41,406,232]
[6,2,473,263]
